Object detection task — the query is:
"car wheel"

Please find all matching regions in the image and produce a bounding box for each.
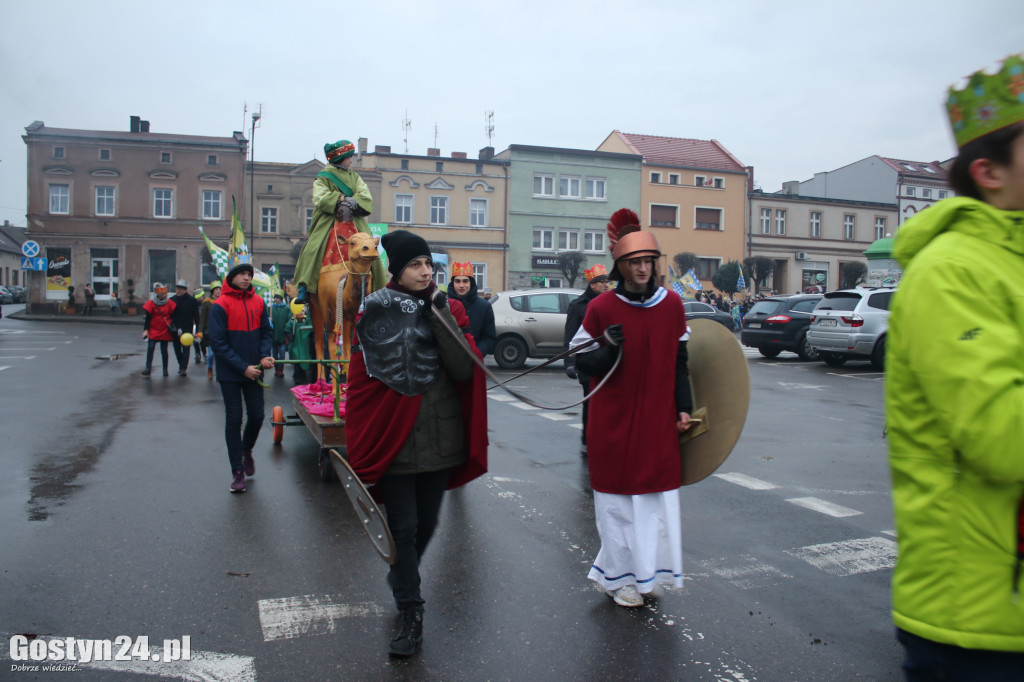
[758,347,782,358]
[796,333,820,362]
[871,335,886,371]
[821,352,847,367]
[495,336,528,370]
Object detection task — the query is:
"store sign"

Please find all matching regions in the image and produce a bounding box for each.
[531,255,560,269]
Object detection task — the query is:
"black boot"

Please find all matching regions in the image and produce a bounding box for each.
[388,607,423,657]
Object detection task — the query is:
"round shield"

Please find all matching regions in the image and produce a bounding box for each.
[679,318,750,485]
[329,449,397,564]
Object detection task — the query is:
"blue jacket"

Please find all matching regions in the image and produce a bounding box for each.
[448,278,496,356]
[208,281,273,383]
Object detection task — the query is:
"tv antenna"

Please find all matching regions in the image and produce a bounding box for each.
[402,110,411,153]
[433,123,439,149]
[485,110,494,147]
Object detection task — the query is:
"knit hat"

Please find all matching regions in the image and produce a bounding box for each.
[226,263,254,286]
[324,139,356,165]
[381,230,432,278]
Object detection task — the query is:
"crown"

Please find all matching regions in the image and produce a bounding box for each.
[584,264,608,281]
[946,54,1024,148]
[451,261,474,278]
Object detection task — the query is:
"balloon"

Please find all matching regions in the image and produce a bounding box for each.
[179,333,194,347]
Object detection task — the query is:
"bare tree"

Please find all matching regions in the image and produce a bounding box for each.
[558,251,586,288]
[840,261,868,289]
[673,252,699,277]
[743,255,775,294]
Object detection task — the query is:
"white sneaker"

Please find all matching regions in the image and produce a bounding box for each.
[607,585,643,607]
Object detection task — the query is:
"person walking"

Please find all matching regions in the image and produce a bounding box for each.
[199,283,221,380]
[141,283,177,377]
[563,263,611,452]
[207,264,274,493]
[269,294,292,377]
[170,279,200,377]
[82,284,95,315]
[193,288,206,365]
[446,261,496,357]
[346,230,488,657]
[886,54,1024,679]
[571,208,694,608]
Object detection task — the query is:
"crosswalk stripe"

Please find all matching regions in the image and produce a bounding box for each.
[539,413,573,421]
[785,497,862,518]
[713,472,778,490]
[257,595,386,642]
[786,537,897,576]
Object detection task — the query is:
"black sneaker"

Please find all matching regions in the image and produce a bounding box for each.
[388,608,423,657]
[141,368,151,377]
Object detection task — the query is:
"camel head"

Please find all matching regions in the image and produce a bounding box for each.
[347,232,380,263]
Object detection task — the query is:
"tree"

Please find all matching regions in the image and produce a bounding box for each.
[711,260,742,297]
[743,255,775,294]
[289,241,304,265]
[840,261,868,289]
[558,251,586,288]
[673,252,699,277]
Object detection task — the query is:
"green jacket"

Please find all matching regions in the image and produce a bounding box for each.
[886,197,1024,652]
[270,303,292,345]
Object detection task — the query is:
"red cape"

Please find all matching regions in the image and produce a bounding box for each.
[346,298,488,489]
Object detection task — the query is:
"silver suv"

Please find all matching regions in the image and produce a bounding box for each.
[489,288,583,369]
[806,287,896,370]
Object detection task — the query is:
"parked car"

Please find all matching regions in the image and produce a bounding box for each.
[740,294,824,360]
[9,285,26,303]
[683,300,734,329]
[490,288,583,369]
[806,287,896,369]
[0,286,13,304]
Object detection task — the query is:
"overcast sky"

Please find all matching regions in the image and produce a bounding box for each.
[1,0,1021,227]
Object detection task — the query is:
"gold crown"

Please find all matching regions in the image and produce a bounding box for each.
[585,264,608,281]
[451,262,473,278]
[946,54,1024,148]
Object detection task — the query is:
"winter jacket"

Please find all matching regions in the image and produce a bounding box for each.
[563,285,602,383]
[170,292,200,333]
[886,197,1024,652]
[142,299,177,341]
[208,281,273,383]
[199,297,216,335]
[270,302,293,345]
[447,278,496,356]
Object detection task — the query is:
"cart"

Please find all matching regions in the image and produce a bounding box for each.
[269,359,347,482]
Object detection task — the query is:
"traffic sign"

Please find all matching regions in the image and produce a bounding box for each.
[22,240,40,258]
[20,257,47,271]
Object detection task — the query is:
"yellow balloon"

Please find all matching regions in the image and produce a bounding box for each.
[179,333,194,347]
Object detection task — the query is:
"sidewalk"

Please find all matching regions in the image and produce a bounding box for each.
[7,305,141,325]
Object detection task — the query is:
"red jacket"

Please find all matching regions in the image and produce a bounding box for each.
[142,299,177,341]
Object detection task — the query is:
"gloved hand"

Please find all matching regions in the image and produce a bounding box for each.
[565,364,578,380]
[603,324,625,346]
[335,199,353,223]
[431,289,448,310]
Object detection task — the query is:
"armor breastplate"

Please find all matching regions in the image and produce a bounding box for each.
[356,288,439,396]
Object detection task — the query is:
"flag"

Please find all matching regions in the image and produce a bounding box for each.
[227,197,250,269]
[681,268,703,291]
[267,263,285,299]
[197,216,274,306]
[672,280,687,298]
[737,265,746,291]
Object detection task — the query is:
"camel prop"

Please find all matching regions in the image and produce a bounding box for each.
[335,232,381,366]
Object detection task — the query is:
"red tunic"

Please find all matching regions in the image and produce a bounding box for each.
[581,289,687,495]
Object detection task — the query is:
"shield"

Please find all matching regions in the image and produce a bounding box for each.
[678,318,750,485]
[328,449,397,564]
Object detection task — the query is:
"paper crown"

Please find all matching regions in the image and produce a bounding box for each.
[451,261,473,278]
[946,54,1024,148]
[585,264,608,282]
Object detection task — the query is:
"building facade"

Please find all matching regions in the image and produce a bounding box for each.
[597,131,749,289]
[494,144,641,290]
[22,118,247,310]
[1,222,26,288]
[748,189,897,294]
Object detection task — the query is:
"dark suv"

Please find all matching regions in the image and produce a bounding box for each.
[740,294,824,360]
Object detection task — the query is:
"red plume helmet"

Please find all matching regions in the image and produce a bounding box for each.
[607,208,640,254]
[607,208,661,268]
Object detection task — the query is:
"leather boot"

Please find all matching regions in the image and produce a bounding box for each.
[388,607,423,656]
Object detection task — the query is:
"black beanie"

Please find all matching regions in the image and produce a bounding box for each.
[226,262,254,286]
[381,230,431,278]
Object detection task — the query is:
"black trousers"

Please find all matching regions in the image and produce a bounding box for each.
[897,628,1024,681]
[172,338,191,372]
[219,380,265,473]
[377,469,449,611]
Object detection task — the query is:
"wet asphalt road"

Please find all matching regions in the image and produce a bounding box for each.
[0,309,901,681]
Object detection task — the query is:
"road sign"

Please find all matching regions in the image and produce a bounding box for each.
[20,257,47,271]
[22,240,40,258]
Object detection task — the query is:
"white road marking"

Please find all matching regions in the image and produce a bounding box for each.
[786,537,897,576]
[490,476,529,483]
[713,472,778,490]
[0,355,36,360]
[881,529,897,537]
[487,394,517,402]
[509,402,539,411]
[568,424,582,430]
[0,347,56,351]
[257,595,386,642]
[1,636,255,681]
[0,330,66,334]
[691,555,793,589]
[0,366,9,372]
[776,381,826,391]
[539,413,573,421]
[785,497,862,517]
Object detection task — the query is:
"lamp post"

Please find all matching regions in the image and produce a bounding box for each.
[249,106,261,260]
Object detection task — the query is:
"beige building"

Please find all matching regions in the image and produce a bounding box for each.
[598,131,750,288]
[355,141,510,292]
[22,117,247,310]
[748,189,897,294]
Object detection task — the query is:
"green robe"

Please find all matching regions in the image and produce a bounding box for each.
[294,166,374,295]
[285,316,313,370]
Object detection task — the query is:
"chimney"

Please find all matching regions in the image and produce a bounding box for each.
[130,116,141,133]
[358,137,368,154]
[451,151,468,159]
[478,146,495,161]
[140,120,150,133]
[427,148,440,157]
[374,145,391,154]
[782,181,800,195]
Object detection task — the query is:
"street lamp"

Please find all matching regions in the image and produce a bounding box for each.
[249,107,262,260]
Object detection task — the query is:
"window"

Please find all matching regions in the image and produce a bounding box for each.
[650,204,677,227]
[669,174,680,185]
[207,155,217,165]
[160,152,172,164]
[713,178,724,189]
[694,175,706,187]
[559,176,580,198]
[906,186,916,197]
[401,159,409,170]
[875,216,886,240]
[471,263,487,289]
[153,188,173,218]
[435,161,443,172]
[810,211,822,238]
[697,258,719,280]
[532,228,553,250]
[305,208,314,232]
[96,186,115,216]
[266,185,273,192]
[475,163,483,174]
[760,208,771,234]
[395,194,413,223]
[650,172,661,183]
[533,174,554,196]
[261,207,278,233]
[939,190,948,199]
[922,188,932,199]
[775,209,787,235]
[558,229,579,251]
[202,190,222,220]
[430,196,448,225]
[99,149,111,161]
[49,184,70,214]
[53,146,65,159]
[469,198,487,227]
[843,214,856,240]
[525,292,561,313]
[695,207,722,231]
[584,231,605,252]
[584,177,606,199]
